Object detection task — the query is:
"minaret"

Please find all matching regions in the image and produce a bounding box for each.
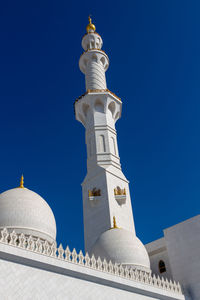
[75,17,136,253]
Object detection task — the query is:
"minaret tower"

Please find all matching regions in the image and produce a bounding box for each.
[75,18,150,271]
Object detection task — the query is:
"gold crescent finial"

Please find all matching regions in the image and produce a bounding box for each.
[19,174,24,188]
[86,15,96,33]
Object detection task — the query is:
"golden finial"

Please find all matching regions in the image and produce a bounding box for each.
[19,175,24,188]
[86,15,96,33]
[113,216,118,229]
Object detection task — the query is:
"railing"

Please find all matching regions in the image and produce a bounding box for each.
[0,228,182,295]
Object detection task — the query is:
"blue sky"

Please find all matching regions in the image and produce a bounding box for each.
[0,0,200,251]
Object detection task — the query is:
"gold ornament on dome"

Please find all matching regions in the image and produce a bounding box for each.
[112,216,119,229]
[19,174,24,188]
[86,16,96,33]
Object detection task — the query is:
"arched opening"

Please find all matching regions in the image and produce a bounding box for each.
[92,54,98,63]
[108,101,116,117]
[100,56,105,66]
[94,99,104,113]
[159,260,166,273]
[96,37,100,48]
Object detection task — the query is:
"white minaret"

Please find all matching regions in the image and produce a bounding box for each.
[75,19,150,272]
[75,17,135,251]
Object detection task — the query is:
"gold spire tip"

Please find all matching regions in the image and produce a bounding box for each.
[86,15,96,33]
[19,174,24,188]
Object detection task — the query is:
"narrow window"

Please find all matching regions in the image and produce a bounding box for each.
[159,260,166,273]
[99,135,106,152]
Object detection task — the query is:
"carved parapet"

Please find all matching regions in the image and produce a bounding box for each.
[114,186,126,205]
[0,227,183,295]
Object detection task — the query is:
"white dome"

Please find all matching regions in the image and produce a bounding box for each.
[0,187,56,243]
[91,228,150,271]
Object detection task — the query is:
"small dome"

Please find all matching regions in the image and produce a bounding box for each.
[91,228,150,271]
[0,187,56,243]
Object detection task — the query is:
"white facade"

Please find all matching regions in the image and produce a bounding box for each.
[0,17,198,299]
[146,215,200,300]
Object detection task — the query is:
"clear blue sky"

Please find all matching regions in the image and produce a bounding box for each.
[0,0,199,251]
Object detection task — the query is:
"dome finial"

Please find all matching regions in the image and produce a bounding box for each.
[19,174,24,188]
[88,15,92,25]
[86,15,96,33]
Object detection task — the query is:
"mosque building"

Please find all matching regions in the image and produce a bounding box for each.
[0,17,199,300]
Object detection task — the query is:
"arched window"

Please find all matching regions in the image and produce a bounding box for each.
[108,101,116,117]
[159,260,166,273]
[95,99,104,113]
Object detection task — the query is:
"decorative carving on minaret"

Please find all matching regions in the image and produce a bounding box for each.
[88,188,101,207]
[114,186,126,196]
[114,186,126,205]
[88,188,101,197]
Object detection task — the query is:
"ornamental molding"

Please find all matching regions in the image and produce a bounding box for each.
[74,89,121,105]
